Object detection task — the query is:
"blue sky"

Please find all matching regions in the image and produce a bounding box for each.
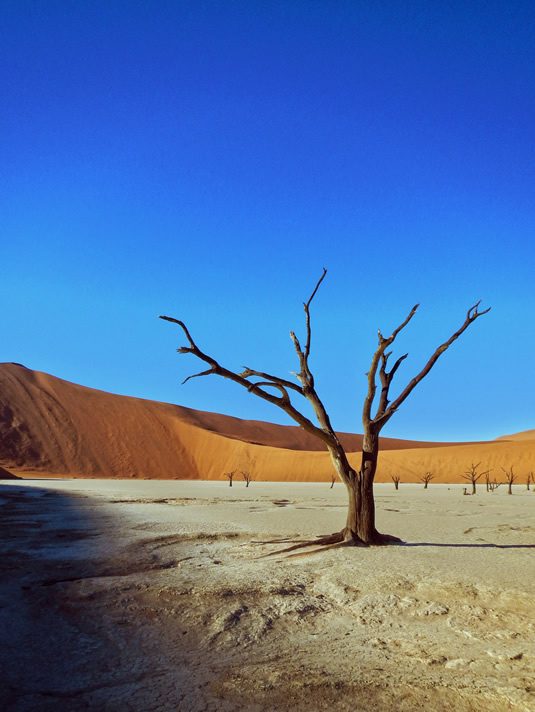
[2,1,534,442]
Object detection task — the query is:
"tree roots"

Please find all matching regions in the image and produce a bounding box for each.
[254,528,403,558]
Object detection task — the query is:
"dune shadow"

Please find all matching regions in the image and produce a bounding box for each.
[0,483,183,711]
[0,484,119,710]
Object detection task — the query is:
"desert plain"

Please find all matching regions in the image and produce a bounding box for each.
[1,478,534,712]
[1,362,534,711]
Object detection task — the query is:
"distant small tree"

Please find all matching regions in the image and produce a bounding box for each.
[461,462,489,495]
[488,479,500,492]
[527,472,532,491]
[330,475,336,489]
[501,466,516,495]
[391,475,401,490]
[241,470,254,487]
[420,471,435,489]
[224,470,236,487]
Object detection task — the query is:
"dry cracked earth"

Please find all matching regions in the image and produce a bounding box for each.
[1,484,534,711]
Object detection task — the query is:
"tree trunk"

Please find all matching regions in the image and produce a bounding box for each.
[329,432,379,545]
[471,481,476,494]
[345,475,376,543]
[326,431,401,546]
[357,432,378,542]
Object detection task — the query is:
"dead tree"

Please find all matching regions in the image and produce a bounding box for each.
[391,475,401,490]
[527,472,532,491]
[485,470,497,492]
[462,462,489,495]
[239,452,256,487]
[160,270,489,548]
[420,471,435,489]
[224,470,236,487]
[501,466,516,495]
[241,471,253,487]
[330,475,336,489]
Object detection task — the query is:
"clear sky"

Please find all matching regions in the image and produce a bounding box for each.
[2,1,534,442]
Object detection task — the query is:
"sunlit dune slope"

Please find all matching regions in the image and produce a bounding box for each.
[494,429,535,441]
[377,439,535,484]
[0,363,532,482]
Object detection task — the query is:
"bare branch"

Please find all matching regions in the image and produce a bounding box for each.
[306,267,328,311]
[467,300,491,319]
[247,381,291,405]
[160,315,220,372]
[390,353,409,379]
[182,368,216,385]
[391,304,420,341]
[158,310,334,448]
[289,331,305,376]
[376,352,409,418]
[363,304,419,427]
[382,301,490,424]
[287,269,328,397]
[159,316,198,350]
[281,272,342,440]
[304,268,327,362]
[238,367,303,395]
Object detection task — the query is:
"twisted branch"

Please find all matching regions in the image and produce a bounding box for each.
[158,270,337,448]
[366,300,490,431]
[382,301,490,423]
[363,304,419,427]
[238,367,304,396]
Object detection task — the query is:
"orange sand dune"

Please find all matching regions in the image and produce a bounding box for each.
[377,440,535,484]
[495,429,535,441]
[0,362,533,483]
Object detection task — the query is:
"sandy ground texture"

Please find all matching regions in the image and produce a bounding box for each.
[1,479,534,712]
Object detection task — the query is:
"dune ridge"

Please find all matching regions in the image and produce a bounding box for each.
[0,362,533,483]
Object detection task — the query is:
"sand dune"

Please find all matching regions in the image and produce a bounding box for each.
[495,429,535,441]
[0,362,533,483]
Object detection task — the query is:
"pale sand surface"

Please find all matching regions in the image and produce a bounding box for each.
[1,480,534,711]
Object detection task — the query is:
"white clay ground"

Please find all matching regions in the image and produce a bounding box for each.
[1,480,533,711]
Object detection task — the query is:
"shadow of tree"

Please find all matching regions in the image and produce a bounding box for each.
[402,542,535,549]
